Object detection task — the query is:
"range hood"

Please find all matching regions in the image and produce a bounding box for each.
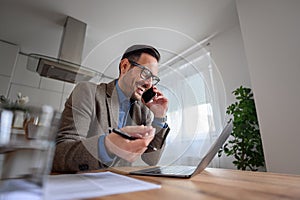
[27,16,101,83]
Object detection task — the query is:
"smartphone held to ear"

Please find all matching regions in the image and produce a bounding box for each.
[142,87,156,103]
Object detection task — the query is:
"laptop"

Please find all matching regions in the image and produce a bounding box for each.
[130,120,233,178]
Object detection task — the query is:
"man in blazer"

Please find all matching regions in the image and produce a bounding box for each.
[52,45,170,172]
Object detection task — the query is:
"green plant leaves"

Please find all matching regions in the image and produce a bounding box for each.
[219,86,265,171]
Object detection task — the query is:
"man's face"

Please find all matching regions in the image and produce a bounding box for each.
[118,53,159,101]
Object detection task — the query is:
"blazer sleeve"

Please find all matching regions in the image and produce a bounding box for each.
[52,82,102,172]
[141,109,170,166]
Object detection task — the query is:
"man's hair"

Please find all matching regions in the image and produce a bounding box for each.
[121,44,160,62]
[119,44,160,75]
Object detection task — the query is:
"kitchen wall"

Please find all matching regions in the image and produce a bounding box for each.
[0,41,19,96]
[0,40,75,112]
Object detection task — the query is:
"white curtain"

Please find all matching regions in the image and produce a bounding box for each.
[156,47,226,167]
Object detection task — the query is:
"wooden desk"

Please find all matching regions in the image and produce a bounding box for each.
[86,167,300,200]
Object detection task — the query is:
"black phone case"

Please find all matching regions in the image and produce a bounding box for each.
[142,87,156,103]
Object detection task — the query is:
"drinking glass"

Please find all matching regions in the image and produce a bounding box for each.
[0,104,60,199]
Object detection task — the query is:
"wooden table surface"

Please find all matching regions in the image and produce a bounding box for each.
[84,167,300,200]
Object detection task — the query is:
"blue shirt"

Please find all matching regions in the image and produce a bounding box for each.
[97,80,167,165]
[98,80,130,164]
[115,81,131,128]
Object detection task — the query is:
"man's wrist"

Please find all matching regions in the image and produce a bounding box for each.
[153,116,168,128]
[103,135,115,158]
[98,135,115,163]
[154,116,167,123]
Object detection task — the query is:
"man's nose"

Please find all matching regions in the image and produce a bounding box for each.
[143,78,153,88]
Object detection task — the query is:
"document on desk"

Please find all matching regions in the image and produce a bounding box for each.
[45,171,161,200]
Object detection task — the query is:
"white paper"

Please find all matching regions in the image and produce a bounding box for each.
[44,171,161,200]
[0,179,43,200]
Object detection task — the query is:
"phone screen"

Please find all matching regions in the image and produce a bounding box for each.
[142,87,156,103]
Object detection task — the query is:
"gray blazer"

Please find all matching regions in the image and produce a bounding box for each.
[52,80,170,172]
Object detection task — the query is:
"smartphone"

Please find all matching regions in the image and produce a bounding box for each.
[142,87,156,103]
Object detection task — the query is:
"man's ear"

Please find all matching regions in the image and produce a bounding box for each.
[119,59,131,76]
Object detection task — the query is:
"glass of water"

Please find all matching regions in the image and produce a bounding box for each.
[0,104,60,199]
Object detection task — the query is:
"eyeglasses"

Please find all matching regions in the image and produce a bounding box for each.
[128,60,160,86]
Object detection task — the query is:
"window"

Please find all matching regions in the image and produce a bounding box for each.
[157,48,226,167]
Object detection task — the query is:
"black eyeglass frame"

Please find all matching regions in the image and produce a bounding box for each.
[128,60,160,86]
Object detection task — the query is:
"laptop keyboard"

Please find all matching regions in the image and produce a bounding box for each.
[148,166,196,175]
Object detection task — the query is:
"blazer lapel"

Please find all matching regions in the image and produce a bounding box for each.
[105,80,119,129]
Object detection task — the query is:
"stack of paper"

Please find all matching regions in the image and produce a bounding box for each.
[45,171,161,200]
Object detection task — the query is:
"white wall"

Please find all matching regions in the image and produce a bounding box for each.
[0,41,75,112]
[236,0,300,174]
[210,24,252,113]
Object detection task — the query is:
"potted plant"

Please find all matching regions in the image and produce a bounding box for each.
[218,86,265,171]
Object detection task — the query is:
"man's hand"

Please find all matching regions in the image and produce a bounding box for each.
[143,86,168,118]
[104,125,155,162]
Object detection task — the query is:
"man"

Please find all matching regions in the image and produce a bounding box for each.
[52,45,170,172]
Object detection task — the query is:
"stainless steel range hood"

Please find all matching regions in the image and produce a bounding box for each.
[27,16,101,83]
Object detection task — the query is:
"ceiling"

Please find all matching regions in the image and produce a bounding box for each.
[0,0,239,77]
